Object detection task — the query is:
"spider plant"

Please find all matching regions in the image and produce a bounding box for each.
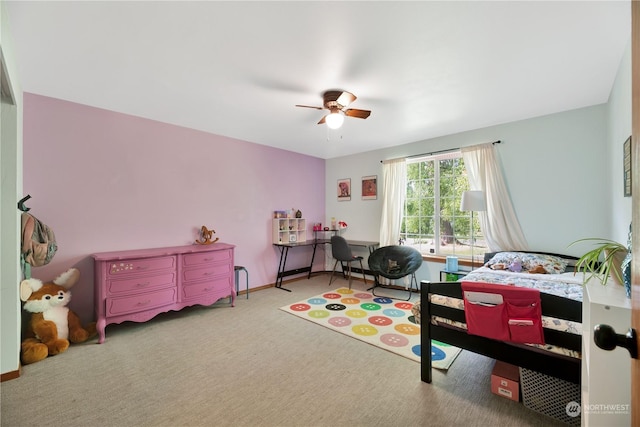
[569,238,627,286]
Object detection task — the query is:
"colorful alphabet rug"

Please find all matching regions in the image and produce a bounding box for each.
[280,287,461,369]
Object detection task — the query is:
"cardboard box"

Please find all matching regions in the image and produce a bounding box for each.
[491,360,520,401]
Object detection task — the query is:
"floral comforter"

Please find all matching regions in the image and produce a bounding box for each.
[461,266,584,302]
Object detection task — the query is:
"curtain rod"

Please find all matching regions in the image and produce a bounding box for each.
[380,140,501,163]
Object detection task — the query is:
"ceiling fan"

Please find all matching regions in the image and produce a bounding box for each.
[296,90,371,129]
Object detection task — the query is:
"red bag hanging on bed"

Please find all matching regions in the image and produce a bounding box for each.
[461,281,545,345]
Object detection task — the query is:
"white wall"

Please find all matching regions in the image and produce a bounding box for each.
[326,104,615,283]
[1,0,24,376]
[607,41,633,245]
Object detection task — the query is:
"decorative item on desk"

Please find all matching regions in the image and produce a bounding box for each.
[331,217,337,229]
[313,223,322,231]
[338,221,348,230]
[445,256,458,272]
[195,226,219,245]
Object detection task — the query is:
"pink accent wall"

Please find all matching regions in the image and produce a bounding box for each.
[23,93,325,322]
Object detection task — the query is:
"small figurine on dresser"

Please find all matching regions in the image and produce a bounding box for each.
[195,225,219,245]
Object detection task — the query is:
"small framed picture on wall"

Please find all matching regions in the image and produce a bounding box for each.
[624,136,632,197]
[362,175,377,200]
[338,178,351,201]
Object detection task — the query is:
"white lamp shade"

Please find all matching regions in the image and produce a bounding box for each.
[460,190,486,212]
[325,111,344,129]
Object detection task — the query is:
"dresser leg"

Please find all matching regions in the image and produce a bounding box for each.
[96,319,106,344]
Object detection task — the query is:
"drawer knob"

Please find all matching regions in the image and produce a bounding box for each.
[137,300,151,306]
[137,282,150,287]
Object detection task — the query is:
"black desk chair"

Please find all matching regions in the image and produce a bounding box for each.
[329,235,367,289]
[368,245,423,300]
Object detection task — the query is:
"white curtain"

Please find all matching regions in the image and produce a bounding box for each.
[379,158,407,246]
[461,143,529,252]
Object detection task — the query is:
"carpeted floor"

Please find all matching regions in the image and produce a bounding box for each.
[1,275,566,427]
[280,287,462,369]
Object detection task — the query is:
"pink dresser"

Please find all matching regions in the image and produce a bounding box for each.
[92,243,235,343]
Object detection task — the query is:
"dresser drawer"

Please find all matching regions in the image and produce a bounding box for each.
[106,288,177,316]
[107,256,176,276]
[182,276,232,300]
[93,243,235,343]
[107,272,176,295]
[183,249,232,267]
[182,264,231,282]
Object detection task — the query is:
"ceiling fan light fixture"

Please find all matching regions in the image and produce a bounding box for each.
[325,110,344,129]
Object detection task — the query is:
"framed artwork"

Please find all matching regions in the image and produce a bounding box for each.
[624,136,632,197]
[362,175,377,200]
[337,178,351,201]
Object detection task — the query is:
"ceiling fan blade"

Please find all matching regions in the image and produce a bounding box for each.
[296,104,324,110]
[336,91,356,107]
[344,108,371,119]
[317,115,327,125]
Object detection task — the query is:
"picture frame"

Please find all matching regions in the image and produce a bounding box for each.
[362,175,377,200]
[337,178,351,201]
[289,234,297,243]
[624,136,632,197]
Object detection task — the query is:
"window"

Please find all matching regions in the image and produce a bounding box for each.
[400,152,486,262]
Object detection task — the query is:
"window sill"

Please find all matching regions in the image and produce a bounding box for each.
[420,254,479,269]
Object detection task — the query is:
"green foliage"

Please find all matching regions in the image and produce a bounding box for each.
[569,238,627,286]
[402,156,484,257]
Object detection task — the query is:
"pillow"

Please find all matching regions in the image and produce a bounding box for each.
[485,252,568,274]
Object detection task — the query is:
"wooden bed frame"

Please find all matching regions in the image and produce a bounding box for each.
[420,252,583,385]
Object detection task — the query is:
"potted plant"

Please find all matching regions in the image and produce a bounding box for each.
[569,238,627,286]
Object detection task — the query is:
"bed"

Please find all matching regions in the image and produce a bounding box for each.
[419,251,584,385]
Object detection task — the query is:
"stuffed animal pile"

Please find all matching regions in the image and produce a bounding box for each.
[20,268,96,365]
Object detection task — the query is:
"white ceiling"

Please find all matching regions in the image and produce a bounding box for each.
[4,1,631,159]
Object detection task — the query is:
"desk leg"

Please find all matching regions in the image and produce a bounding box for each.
[308,242,318,279]
[276,246,292,292]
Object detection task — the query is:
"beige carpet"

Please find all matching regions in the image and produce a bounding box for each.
[1,275,565,427]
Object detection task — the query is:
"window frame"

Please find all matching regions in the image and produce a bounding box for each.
[400,151,485,261]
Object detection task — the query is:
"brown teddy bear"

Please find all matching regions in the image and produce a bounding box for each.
[20,268,96,365]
